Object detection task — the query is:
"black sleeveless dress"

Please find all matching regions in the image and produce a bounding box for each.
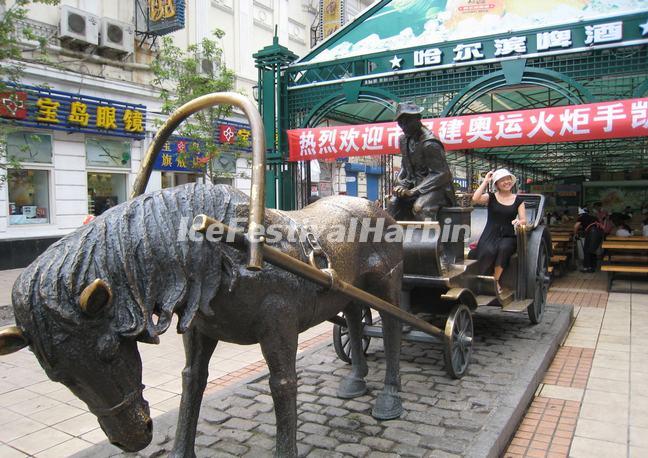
[476,192,523,275]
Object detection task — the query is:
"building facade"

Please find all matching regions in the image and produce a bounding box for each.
[1,0,351,267]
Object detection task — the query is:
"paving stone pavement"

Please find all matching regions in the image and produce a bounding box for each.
[73,304,572,458]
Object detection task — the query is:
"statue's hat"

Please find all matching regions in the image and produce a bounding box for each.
[395,101,423,120]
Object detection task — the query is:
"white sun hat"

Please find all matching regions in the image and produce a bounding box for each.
[492,168,517,185]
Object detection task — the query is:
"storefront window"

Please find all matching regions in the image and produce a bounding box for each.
[86,138,131,168]
[7,169,50,225]
[161,172,199,188]
[5,132,53,163]
[87,173,127,216]
[213,177,233,186]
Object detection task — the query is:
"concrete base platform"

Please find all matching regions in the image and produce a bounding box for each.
[74,304,572,458]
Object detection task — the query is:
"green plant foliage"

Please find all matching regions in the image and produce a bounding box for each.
[150,29,249,181]
[0,0,60,187]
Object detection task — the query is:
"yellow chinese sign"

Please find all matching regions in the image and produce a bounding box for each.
[36,98,60,123]
[148,0,176,21]
[8,84,148,138]
[123,109,144,132]
[68,101,89,126]
[96,106,118,129]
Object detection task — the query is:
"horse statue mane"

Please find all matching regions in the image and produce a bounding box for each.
[12,183,247,351]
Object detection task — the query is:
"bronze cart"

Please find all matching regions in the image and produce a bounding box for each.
[331,196,551,378]
[133,93,550,380]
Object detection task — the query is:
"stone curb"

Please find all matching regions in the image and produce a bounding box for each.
[465,304,574,458]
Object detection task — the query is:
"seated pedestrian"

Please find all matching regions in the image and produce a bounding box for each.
[549,212,560,225]
[471,169,526,294]
[573,208,604,273]
[615,222,632,237]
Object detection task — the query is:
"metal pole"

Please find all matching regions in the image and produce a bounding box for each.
[192,214,445,337]
[131,93,266,271]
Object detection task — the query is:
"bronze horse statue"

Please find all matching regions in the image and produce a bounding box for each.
[0,183,404,457]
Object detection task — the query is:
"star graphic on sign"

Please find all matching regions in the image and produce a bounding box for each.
[389,55,403,69]
[640,19,648,36]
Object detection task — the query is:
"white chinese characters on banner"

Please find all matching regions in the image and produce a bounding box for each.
[339,128,360,153]
[287,98,648,161]
[495,113,524,139]
[318,129,337,154]
[585,22,623,45]
[467,117,492,142]
[528,112,555,138]
[494,37,527,56]
[386,126,402,148]
[537,30,572,51]
[631,100,648,128]
[559,108,591,135]
[453,43,484,62]
[593,103,626,132]
[439,119,464,144]
[414,48,442,67]
[362,126,384,151]
[299,130,317,156]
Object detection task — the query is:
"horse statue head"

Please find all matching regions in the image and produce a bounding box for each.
[3,275,152,451]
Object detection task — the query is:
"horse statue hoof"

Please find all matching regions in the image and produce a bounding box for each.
[337,376,367,399]
[371,392,403,420]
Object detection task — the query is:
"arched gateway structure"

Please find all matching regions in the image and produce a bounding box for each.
[255,1,648,210]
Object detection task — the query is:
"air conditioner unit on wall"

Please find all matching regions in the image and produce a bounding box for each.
[196,54,221,78]
[58,5,99,46]
[99,18,134,55]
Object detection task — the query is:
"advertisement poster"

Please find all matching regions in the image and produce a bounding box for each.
[321,0,344,39]
[583,181,648,212]
[308,0,646,62]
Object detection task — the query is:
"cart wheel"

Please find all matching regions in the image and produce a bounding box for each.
[528,239,550,324]
[333,307,373,364]
[443,303,473,379]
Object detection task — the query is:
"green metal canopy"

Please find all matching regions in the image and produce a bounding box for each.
[256,0,648,208]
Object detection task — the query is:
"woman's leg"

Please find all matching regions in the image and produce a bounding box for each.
[494,266,504,281]
[494,238,517,293]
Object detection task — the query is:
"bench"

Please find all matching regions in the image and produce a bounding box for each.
[549,228,575,276]
[601,238,648,291]
[605,236,648,242]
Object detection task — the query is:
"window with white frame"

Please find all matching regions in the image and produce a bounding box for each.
[161,172,200,188]
[6,132,53,225]
[86,138,131,216]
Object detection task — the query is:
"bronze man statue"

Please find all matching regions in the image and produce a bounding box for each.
[388,101,456,221]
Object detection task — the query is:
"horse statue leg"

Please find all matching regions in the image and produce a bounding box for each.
[170,327,218,458]
[337,302,369,398]
[371,268,404,420]
[259,296,299,457]
[373,310,403,419]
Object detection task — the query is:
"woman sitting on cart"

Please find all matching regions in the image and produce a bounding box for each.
[471,169,527,294]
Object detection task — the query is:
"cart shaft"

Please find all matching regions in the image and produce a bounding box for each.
[193,215,445,337]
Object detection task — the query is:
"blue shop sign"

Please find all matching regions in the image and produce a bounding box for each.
[453,178,468,191]
[146,0,186,36]
[153,137,205,172]
[0,83,146,139]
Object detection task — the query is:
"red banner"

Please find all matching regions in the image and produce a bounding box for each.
[287,98,648,162]
[218,123,252,145]
[0,91,28,119]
